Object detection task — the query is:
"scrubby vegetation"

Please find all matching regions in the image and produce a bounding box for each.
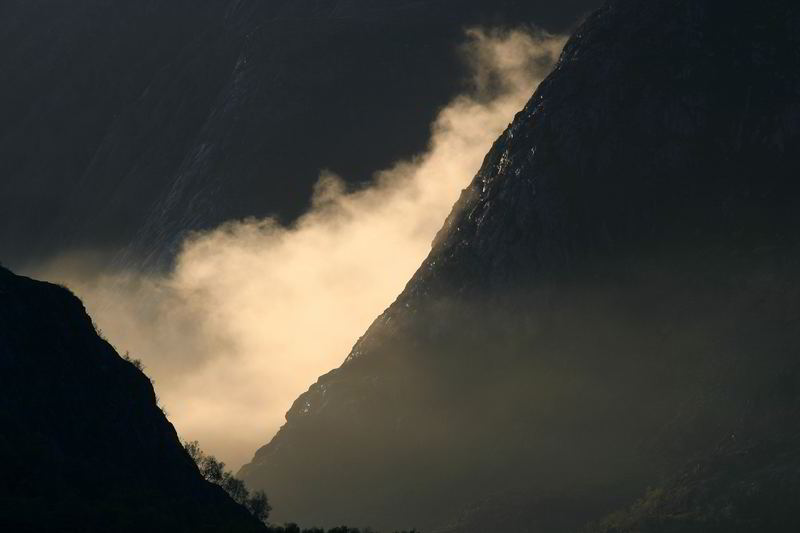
[184,441,271,523]
[122,350,145,372]
[183,441,420,532]
[265,526,418,533]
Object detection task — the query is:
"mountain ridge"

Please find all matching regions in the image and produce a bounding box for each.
[240,0,800,530]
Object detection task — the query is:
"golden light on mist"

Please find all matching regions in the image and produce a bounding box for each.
[37,29,565,470]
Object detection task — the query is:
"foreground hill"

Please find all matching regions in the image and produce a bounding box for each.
[0,266,265,532]
[239,0,800,530]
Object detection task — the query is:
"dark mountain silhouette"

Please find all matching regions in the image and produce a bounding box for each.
[0,266,266,532]
[239,0,800,531]
[0,0,599,271]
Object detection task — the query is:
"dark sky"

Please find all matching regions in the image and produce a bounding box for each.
[0,0,602,270]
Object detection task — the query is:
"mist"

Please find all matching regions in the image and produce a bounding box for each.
[34,28,566,470]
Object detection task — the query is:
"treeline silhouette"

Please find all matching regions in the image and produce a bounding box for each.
[184,441,418,533]
[184,441,271,523]
[265,526,419,533]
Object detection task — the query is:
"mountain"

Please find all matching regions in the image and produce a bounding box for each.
[0,0,599,271]
[238,0,800,531]
[587,429,800,533]
[0,266,266,532]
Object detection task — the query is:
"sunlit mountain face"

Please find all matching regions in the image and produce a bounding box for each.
[4,1,800,532]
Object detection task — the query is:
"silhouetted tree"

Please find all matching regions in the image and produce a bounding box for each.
[121,350,144,371]
[184,440,204,463]
[246,490,272,522]
[222,471,249,504]
[184,444,420,532]
[264,526,418,533]
[184,440,270,523]
[202,455,226,484]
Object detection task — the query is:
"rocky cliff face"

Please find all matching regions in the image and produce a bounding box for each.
[0,266,265,532]
[239,0,800,531]
[0,0,598,270]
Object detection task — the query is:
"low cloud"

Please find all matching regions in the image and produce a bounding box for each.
[35,28,565,470]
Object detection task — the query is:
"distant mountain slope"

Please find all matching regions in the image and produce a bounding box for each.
[239,0,800,531]
[0,266,265,532]
[587,389,800,533]
[0,0,599,270]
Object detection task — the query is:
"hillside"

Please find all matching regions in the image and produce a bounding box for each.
[0,266,266,532]
[239,0,800,530]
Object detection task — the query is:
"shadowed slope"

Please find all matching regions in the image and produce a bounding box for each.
[0,266,265,532]
[240,0,800,531]
[0,0,599,270]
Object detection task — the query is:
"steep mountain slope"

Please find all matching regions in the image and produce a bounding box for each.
[0,266,265,532]
[0,0,599,270]
[239,0,800,531]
